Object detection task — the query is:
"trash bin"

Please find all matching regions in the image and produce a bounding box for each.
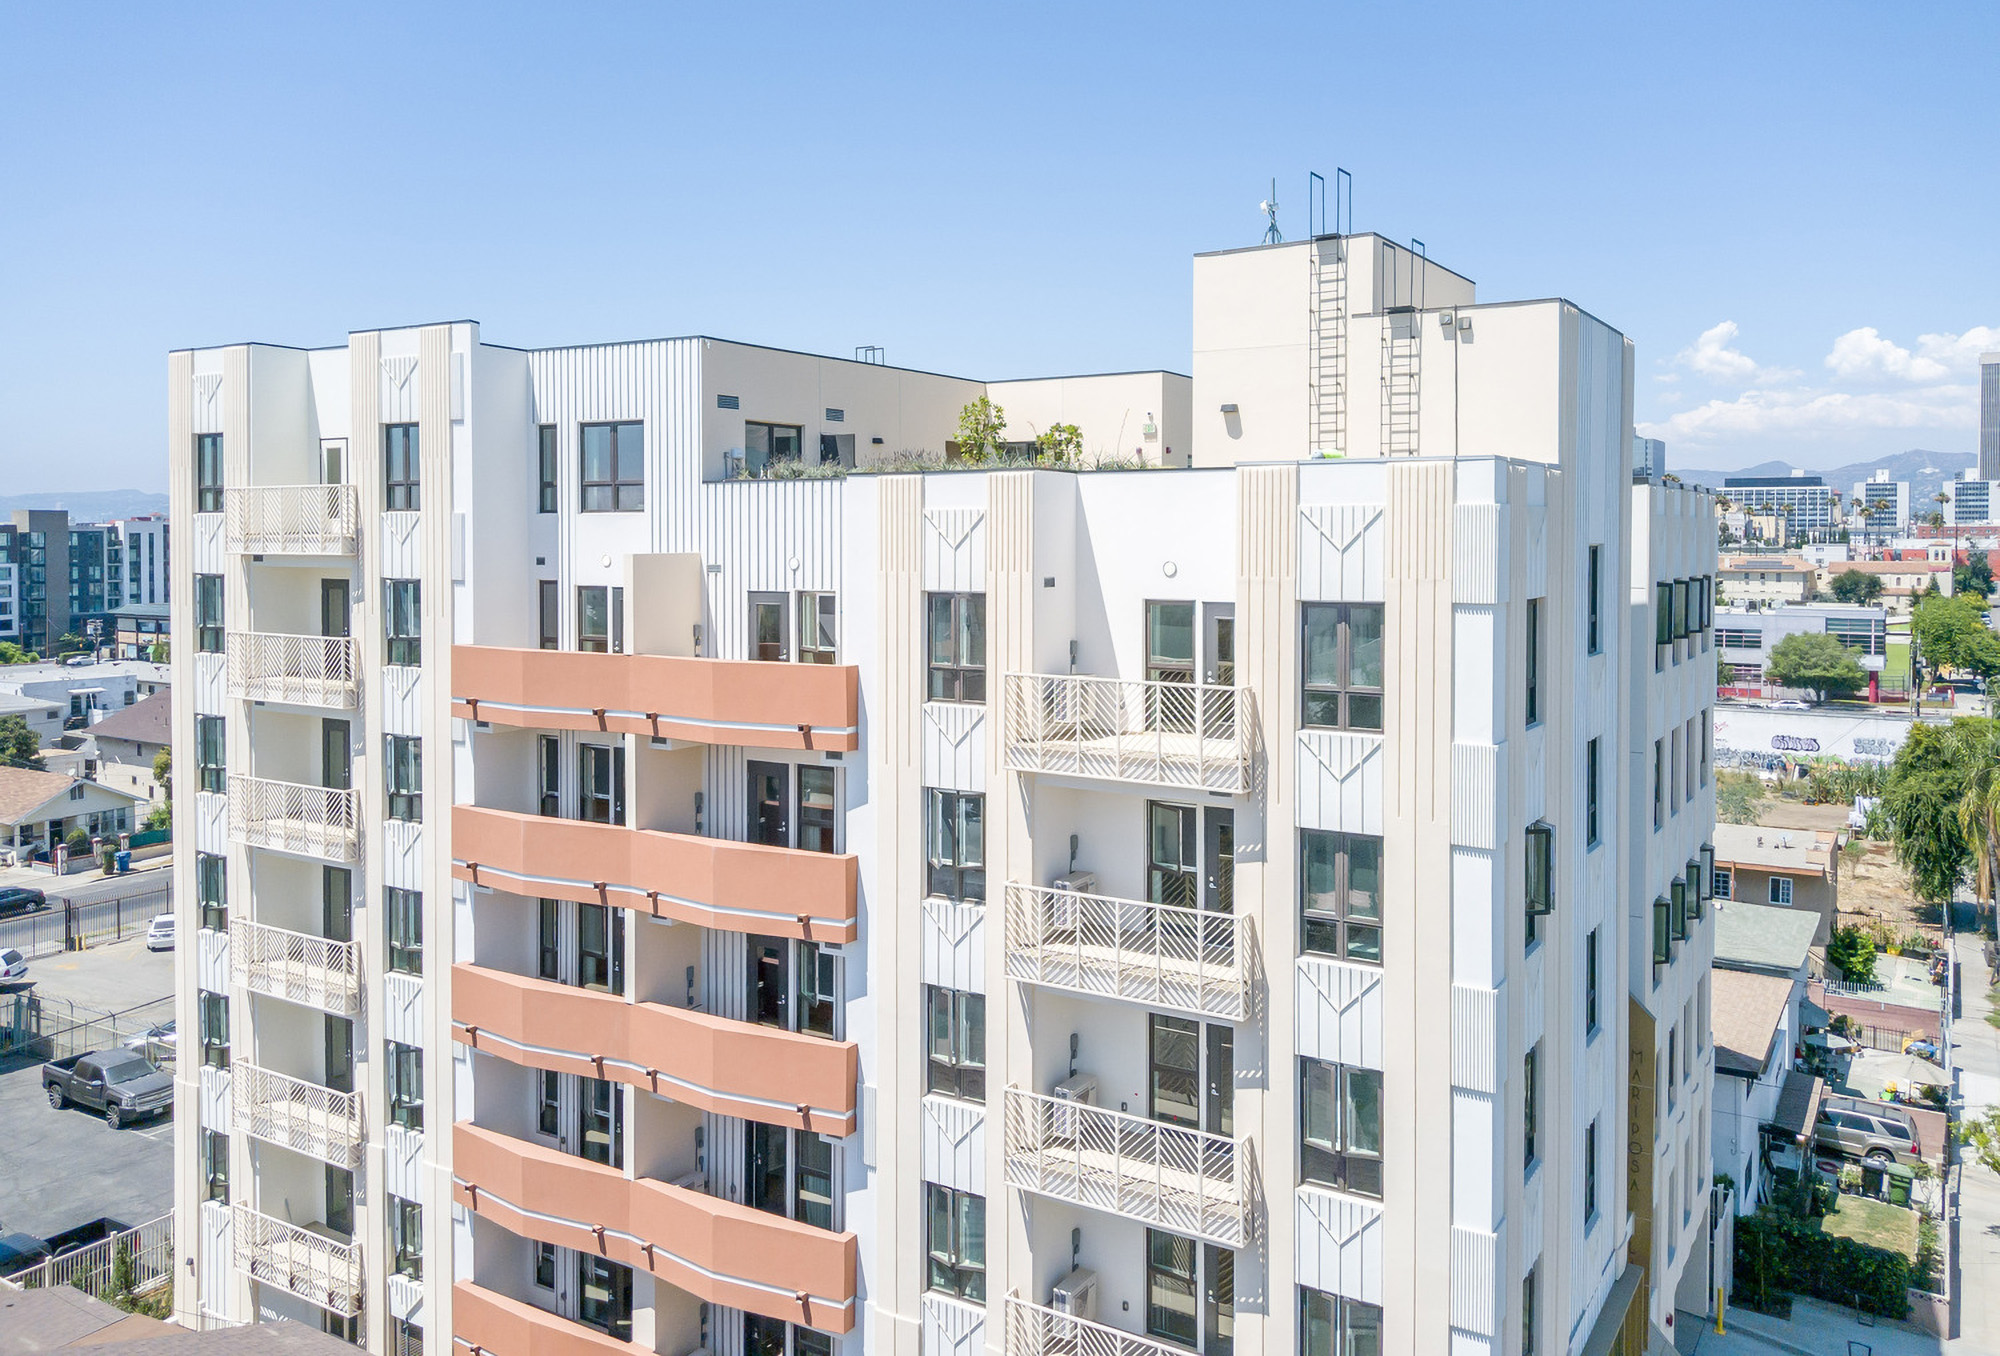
[114,850,131,873]
[1862,1161,1887,1198]
[1886,1162,1913,1207]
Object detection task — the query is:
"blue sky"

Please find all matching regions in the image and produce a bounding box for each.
[2,2,1994,492]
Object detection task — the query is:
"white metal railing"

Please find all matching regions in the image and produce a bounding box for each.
[1005,1295,1191,1356]
[1821,978,1887,998]
[1003,673,1251,793]
[226,632,358,708]
[1004,883,1248,1021]
[234,1060,364,1168]
[232,1204,361,1315]
[224,484,360,555]
[1003,1087,1249,1247]
[4,1213,172,1298]
[228,774,359,862]
[230,918,361,1015]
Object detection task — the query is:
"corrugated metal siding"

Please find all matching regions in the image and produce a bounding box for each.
[698,478,844,661]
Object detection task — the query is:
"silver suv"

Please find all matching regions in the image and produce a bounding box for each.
[1814,1099,1920,1166]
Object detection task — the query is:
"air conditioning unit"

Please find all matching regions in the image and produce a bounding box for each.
[668,1168,708,1192]
[1049,870,1095,934]
[1052,1072,1098,1105]
[1050,1266,1099,1323]
[1050,1072,1098,1146]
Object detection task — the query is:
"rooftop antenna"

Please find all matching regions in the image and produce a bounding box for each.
[1260,179,1282,245]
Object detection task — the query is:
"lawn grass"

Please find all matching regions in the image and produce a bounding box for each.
[1814,1192,1919,1260]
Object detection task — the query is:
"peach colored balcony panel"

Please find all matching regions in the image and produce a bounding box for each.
[452,804,857,943]
[453,1123,857,1334]
[454,1279,637,1356]
[451,644,859,752]
[453,963,857,1135]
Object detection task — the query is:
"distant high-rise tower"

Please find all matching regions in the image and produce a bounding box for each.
[1981,352,2000,480]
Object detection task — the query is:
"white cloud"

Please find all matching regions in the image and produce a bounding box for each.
[1675,320,1763,381]
[1638,383,1975,442]
[1823,324,2000,382]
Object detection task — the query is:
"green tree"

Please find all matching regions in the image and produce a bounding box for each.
[52,631,86,656]
[0,715,42,768]
[1961,1106,2000,1176]
[1826,923,1878,984]
[1035,422,1083,465]
[0,641,37,664]
[1884,720,1985,904]
[1716,771,1766,825]
[1829,569,1884,603]
[147,638,168,663]
[1954,720,2000,913]
[1912,593,2000,680]
[953,397,1008,465]
[1955,552,1994,599]
[1764,631,1867,702]
[1717,655,1735,686]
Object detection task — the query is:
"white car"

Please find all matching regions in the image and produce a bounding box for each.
[0,948,26,982]
[144,915,175,951]
[1768,700,1811,712]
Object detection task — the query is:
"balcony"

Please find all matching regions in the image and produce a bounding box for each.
[231,1204,361,1316]
[1003,882,1250,1022]
[453,1122,858,1332]
[1005,1296,1198,1356]
[232,1061,364,1169]
[453,805,856,942]
[453,963,856,1134]
[1003,673,1252,794]
[453,1280,637,1356]
[226,632,358,708]
[228,774,358,862]
[452,643,858,752]
[1002,1087,1251,1248]
[223,484,359,556]
[230,919,360,1015]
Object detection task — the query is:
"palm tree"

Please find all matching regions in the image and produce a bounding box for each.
[1955,721,2000,922]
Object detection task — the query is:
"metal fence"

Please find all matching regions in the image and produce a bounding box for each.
[0,1213,172,1299]
[0,993,175,1065]
[0,881,172,961]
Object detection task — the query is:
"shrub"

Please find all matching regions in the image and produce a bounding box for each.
[1734,1207,1911,1318]
[1828,924,1879,984]
[63,827,92,857]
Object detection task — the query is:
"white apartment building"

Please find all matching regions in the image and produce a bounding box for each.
[116,515,173,606]
[1852,472,1908,540]
[171,232,1712,1356]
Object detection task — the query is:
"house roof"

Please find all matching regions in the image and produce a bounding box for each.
[1769,1069,1823,1142]
[1820,559,1952,575]
[0,692,59,717]
[1711,823,1836,879]
[1712,966,1797,1077]
[85,690,170,746]
[0,1286,356,1353]
[1713,899,1821,973]
[0,765,145,826]
[1720,554,1815,573]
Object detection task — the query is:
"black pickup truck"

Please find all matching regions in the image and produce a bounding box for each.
[42,1049,173,1128]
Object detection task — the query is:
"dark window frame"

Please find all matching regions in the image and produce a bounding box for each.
[923,1183,986,1302]
[1299,828,1383,965]
[195,715,226,794]
[197,852,228,933]
[537,425,558,513]
[383,424,420,512]
[199,991,229,1068]
[926,593,986,703]
[195,433,225,513]
[579,421,644,513]
[1300,1056,1383,1199]
[576,585,623,654]
[1523,1044,1539,1170]
[1301,602,1385,732]
[924,984,986,1103]
[1300,1285,1384,1356]
[389,1194,423,1280]
[386,735,422,823]
[194,574,225,653]
[387,1040,423,1130]
[1586,544,1602,655]
[1585,737,1601,847]
[925,789,985,904]
[1525,596,1543,726]
[384,579,421,667]
[386,887,422,976]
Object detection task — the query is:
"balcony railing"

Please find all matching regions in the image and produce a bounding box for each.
[230,918,360,1015]
[1003,1087,1250,1247]
[231,1204,361,1316]
[454,1280,637,1356]
[1004,882,1249,1022]
[233,1060,364,1168]
[1006,1296,1193,1356]
[223,484,359,556]
[228,774,358,862]
[1003,674,1252,794]
[226,632,358,708]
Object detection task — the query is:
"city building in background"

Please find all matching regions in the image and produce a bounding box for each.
[1716,553,1818,607]
[0,509,172,656]
[168,232,1716,1355]
[1851,470,1909,541]
[1721,473,1835,543]
[1633,435,1666,479]
[1981,351,1999,481]
[1713,602,1889,697]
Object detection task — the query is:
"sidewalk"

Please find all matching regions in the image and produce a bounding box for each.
[1679,1296,1940,1356]
[1946,921,2000,1353]
[0,847,171,894]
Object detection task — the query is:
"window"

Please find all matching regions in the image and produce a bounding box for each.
[383,424,420,511]
[1769,876,1793,907]
[534,1240,556,1289]
[1655,582,1672,649]
[1524,823,1553,949]
[1667,1028,1679,1111]
[1300,1286,1383,1356]
[926,593,986,702]
[200,991,229,1068]
[1699,844,1716,908]
[1302,602,1384,731]
[387,1041,423,1129]
[1300,1057,1382,1198]
[389,1195,422,1279]
[1671,878,1689,940]
[1687,858,1706,920]
[750,592,789,661]
[799,592,837,664]
[195,715,226,793]
[580,1075,621,1166]
[1585,927,1599,1036]
[1585,737,1600,847]
[1522,1045,1539,1169]
[1300,829,1382,964]
[1143,1230,1203,1348]
[747,1124,839,1232]
[195,433,224,513]
[537,735,559,817]
[797,767,837,853]
[578,902,624,994]
[1586,545,1602,654]
[537,1068,560,1137]
[1652,738,1663,830]
[577,585,623,653]
[538,580,558,650]
[1584,1119,1599,1226]
[1146,600,1196,683]
[1524,597,1542,725]
[576,1254,633,1340]
[925,790,984,903]
[925,984,985,1101]
[198,852,227,932]
[386,736,422,822]
[1522,1266,1538,1356]
[1702,709,1712,786]
[745,421,803,474]
[1672,578,1689,640]
[580,422,644,512]
[923,1184,985,1301]
[749,935,838,1038]
[202,1129,229,1203]
[1652,897,1672,966]
[384,579,421,666]
[386,888,422,976]
[579,743,624,825]
[194,575,224,653]
[1670,728,1683,817]
[537,425,557,513]
[537,899,561,980]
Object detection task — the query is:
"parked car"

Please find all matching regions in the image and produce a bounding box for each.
[122,1019,177,1062]
[144,914,174,951]
[0,948,26,983]
[1768,699,1812,712]
[0,886,49,919]
[41,1049,174,1128]
[43,1217,130,1258]
[1814,1099,1921,1166]
[0,1232,51,1279]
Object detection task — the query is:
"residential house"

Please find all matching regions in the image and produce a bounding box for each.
[0,764,147,866]
[1708,900,1820,1218]
[1717,554,1817,607]
[81,689,171,811]
[1710,823,1839,944]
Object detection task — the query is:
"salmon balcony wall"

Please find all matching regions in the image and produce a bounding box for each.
[451,644,860,751]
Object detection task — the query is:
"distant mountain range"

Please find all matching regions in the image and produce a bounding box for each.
[1675,448,1978,511]
[0,490,169,522]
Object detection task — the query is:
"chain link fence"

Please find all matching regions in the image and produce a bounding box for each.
[0,993,175,1065]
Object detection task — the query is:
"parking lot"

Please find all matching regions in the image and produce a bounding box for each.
[0,936,174,1239]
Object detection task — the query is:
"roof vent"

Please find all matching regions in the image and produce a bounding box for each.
[825,408,844,422]
[717,394,740,410]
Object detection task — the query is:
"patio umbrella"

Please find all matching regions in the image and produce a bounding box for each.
[1871,1052,1949,1090]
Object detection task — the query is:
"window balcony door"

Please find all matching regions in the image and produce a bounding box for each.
[1149,1013,1233,1138]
